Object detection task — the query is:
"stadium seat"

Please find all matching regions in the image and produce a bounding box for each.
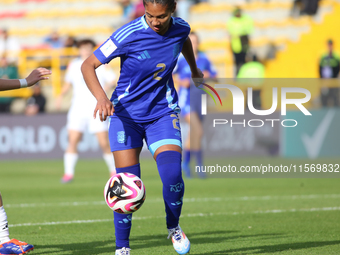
[0,11,26,19]
[266,3,340,77]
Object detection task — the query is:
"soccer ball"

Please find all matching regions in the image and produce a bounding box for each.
[104,173,146,214]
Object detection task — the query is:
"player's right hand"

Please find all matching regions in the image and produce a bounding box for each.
[26,68,52,87]
[94,97,115,122]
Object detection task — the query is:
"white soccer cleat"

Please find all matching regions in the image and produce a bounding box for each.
[115,247,131,255]
[167,225,190,254]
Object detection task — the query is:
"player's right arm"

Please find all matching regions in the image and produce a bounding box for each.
[0,68,51,92]
[83,21,132,121]
[81,54,114,122]
[181,37,203,85]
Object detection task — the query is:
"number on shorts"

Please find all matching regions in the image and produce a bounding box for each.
[170,114,180,130]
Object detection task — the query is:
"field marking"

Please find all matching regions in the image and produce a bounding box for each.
[5,194,340,209]
[9,206,340,228]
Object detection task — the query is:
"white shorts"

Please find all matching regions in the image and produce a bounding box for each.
[67,105,108,134]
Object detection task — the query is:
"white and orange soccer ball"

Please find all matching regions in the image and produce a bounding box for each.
[104,173,146,214]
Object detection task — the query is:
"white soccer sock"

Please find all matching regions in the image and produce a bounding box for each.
[103,153,116,175]
[0,206,10,244]
[64,153,78,176]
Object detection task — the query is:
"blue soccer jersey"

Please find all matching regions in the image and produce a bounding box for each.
[94,16,191,123]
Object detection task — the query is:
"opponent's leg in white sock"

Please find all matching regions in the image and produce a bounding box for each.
[0,206,10,245]
[64,153,78,177]
[103,153,116,175]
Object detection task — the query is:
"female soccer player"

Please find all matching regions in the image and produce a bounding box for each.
[56,39,117,183]
[81,0,202,254]
[0,67,51,255]
[175,32,217,178]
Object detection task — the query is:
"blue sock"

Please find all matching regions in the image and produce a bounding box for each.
[156,151,184,229]
[183,149,190,165]
[114,163,141,249]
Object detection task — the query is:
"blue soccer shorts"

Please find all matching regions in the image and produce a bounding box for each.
[108,113,182,156]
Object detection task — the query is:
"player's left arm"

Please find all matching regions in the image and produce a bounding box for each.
[0,68,51,92]
[181,37,203,85]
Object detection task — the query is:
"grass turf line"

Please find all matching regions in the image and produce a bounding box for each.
[0,158,339,254]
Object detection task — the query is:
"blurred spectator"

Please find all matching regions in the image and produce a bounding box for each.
[119,0,135,24]
[227,7,253,77]
[25,84,46,116]
[319,40,340,79]
[44,31,64,49]
[0,56,18,80]
[64,36,78,48]
[237,55,265,110]
[319,39,340,107]
[0,56,18,112]
[0,29,21,64]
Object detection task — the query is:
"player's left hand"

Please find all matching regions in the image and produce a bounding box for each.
[94,97,115,122]
[192,68,204,88]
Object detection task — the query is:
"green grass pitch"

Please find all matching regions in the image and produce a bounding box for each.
[1,158,340,254]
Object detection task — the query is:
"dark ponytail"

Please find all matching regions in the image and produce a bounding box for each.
[143,0,176,11]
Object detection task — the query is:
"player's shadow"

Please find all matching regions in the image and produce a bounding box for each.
[32,230,240,254]
[131,230,282,252]
[32,240,114,255]
[127,230,284,251]
[194,240,340,254]
[129,230,239,250]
